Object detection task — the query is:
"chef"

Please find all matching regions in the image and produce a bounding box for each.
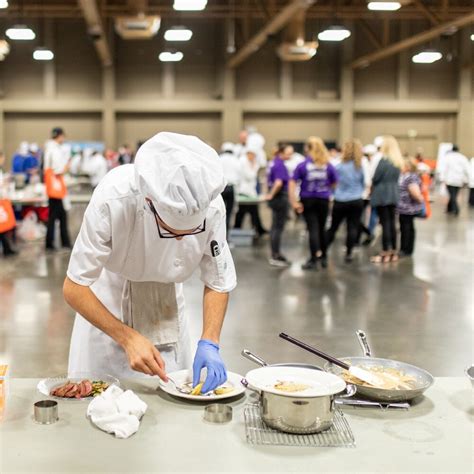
[63,132,237,393]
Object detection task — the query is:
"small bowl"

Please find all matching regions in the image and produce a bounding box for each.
[465,365,474,387]
[203,404,232,424]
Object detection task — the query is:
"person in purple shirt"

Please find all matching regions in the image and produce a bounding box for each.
[289,136,338,270]
[266,144,292,267]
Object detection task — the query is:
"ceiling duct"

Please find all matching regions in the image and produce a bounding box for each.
[115,15,161,39]
[277,10,317,61]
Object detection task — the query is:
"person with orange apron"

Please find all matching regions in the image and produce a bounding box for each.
[44,127,71,250]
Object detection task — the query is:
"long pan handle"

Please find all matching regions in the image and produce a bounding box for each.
[279,333,350,370]
[356,330,372,357]
[241,349,268,367]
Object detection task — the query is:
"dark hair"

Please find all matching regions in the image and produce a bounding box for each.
[51,127,64,139]
[452,144,459,152]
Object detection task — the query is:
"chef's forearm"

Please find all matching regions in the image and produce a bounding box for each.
[201,286,229,344]
[63,276,130,347]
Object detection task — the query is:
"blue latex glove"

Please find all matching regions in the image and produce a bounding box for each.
[192,339,227,394]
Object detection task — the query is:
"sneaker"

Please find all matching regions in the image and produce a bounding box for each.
[362,236,374,246]
[302,259,318,270]
[269,255,291,267]
[319,256,328,268]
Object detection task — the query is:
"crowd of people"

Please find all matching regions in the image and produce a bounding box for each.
[219,129,473,268]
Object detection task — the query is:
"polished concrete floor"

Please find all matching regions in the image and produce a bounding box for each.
[0,191,472,378]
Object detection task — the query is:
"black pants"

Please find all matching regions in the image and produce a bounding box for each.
[326,199,364,256]
[269,193,288,257]
[301,198,329,259]
[358,199,372,241]
[376,205,397,252]
[46,198,71,249]
[0,231,15,256]
[399,214,416,255]
[221,185,235,236]
[234,204,266,235]
[469,188,474,207]
[447,185,461,215]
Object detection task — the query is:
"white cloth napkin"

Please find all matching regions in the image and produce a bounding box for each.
[87,385,147,439]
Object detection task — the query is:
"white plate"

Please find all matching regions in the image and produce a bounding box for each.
[37,373,120,402]
[245,366,346,397]
[159,370,245,401]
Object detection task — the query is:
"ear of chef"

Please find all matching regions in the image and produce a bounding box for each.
[135,132,226,231]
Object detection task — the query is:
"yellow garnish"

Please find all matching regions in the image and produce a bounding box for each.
[214,386,234,396]
[190,382,203,395]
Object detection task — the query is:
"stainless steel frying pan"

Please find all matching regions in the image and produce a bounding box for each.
[324,330,434,402]
[241,349,322,371]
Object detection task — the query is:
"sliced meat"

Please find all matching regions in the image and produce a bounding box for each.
[65,383,79,398]
[54,382,73,397]
[83,380,93,397]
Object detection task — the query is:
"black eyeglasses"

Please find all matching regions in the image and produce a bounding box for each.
[146,198,206,239]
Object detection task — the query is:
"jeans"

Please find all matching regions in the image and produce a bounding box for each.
[446,185,461,215]
[46,198,71,249]
[399,214,416,255]
[376,205,397,252]
[326,199,364,256]
[0,231,15,256]
[301,197,329,259]
[268,193,288,257]
[221,185,235,236]
[368,207,378,235]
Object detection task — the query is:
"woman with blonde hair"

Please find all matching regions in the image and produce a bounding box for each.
[289,136,338,270]
[326,139,367,263]
[370,135,403,263]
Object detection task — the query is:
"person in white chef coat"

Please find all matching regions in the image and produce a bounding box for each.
[63,132,237,393]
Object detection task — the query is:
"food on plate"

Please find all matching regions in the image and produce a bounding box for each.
[50,379,110,398]
[274,380,311,393]
[341,366,416,390]
[185,382,234,396]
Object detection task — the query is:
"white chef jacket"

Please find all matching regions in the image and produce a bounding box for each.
[67,164,237,378]
[238,155,259,197]
[220,151,241,188]
[438,151,470,187]
[83,153,109,187]
[44,140,69,174]
[361,156,372,200]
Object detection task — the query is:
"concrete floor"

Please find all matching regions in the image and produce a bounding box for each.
[0,192,472,378]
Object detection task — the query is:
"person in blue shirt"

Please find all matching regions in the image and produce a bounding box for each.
[326,139,367,263]
[11,142,30,175]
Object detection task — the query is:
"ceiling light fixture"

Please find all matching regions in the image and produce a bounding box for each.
[164,27,193,42]
[367,2,401,11]
[6,25,36,40]
[159,51,184,62]
[412,50,442,64]
[0,1,9,9]
[33,48,54,61]
[173,0,207,11]
[318,26,351,42]
[471,34,474,41]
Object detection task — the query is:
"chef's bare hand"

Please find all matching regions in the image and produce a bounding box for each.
[293,202,304,214]
[122,329,168,381]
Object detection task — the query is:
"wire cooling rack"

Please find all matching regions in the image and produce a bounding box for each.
[244,403,356,448]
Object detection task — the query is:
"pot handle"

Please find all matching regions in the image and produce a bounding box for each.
[241,349,269,367]
[241,378,260,394]
[356,330,372,357]
[338,383,357,399]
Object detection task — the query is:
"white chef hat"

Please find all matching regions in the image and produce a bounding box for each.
[363,144,377,155]
[373,136,384,148]
[247,132,265,150]
[221,142,235,153]
[135,132,226,231]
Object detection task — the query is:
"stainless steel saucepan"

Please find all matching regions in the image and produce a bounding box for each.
[324,330,434,403]
[241,349,322,371]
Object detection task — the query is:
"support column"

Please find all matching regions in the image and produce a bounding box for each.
[102,66,116,148]
[162,63,175,98]
[456,29,473,156]
[43,19,56,99]
[279,61,292,99]
[397,22,409,100]
[339,26,354,145]
[221,67,242,142]
[0,107,5,153]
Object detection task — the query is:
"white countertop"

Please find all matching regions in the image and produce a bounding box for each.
[0,377,472,473]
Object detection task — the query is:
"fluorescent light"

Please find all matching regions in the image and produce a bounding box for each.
[33,48,54,61]
[367,2,401,11]
[164,27,193,41]
[0,1,9,9]
[6,25,35,40]
[318,26,351,42]
[412,51,442,64]
[471,34,474,41]
[159,51,183,62]
[173,0,207,11]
